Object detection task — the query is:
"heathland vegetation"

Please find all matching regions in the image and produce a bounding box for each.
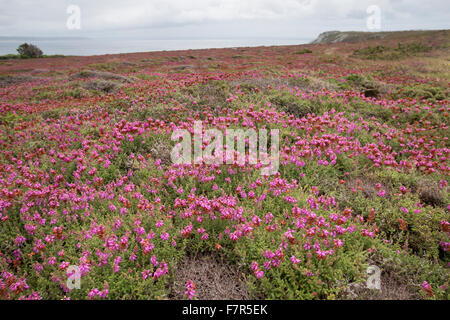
[0,30,448,300]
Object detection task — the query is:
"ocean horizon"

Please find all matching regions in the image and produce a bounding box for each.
[0,37,313,56]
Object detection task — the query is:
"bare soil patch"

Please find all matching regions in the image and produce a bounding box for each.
[344,269,421,300]
[342,255,421,300]
[70,69,135,83]
[169,252,251,300]
[0,75,40,88]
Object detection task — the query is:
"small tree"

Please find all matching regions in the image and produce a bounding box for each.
[16,43,43,58]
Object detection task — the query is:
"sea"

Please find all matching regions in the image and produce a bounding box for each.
[0,38,313,56]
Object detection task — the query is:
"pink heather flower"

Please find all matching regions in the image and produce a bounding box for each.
[313,241,321,251]
[109,203,116,212]
[160,232,170,241]
[284,195,297,204]
[34,263,43,273]
[155,220,164,228]
[181,224,193,238]
[307,197,319,210]
[255,270,264,279]
[421,281,434,297]
[400,207,409,214]
[14,235,26,246]
[184,280,195,300]
[439,241,449,251]
[135,226,145,235]
[334,239,344,248]
[88,288,99,299]
[153,263,168,279]
[19,291,42,300]
[251,215,262,226]
[150,255,159,266]
[24,224,37,235]
[147,231,156,240]
[303,241,312,250]
[377,189,386,197]
[142,270,152,280]
[264,250,275,259]
[104,159,111,168]
[88,167,97,176]
[88,288,109,299]
[315,250,327,260]
[361,229,374,238]
[113,219,122,231]
[440,220,449,232]
[201,233,209,240]
[59,261,69,270]
[290,255,301,264]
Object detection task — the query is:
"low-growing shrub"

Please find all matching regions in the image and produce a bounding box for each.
[81,79,122,93]
[394,84,446,101]
[269,91,320,117]
[16,43,43,58]
[294,49,313,55]
[353,42,433,60]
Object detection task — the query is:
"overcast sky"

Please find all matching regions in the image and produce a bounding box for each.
[0,0,448,39]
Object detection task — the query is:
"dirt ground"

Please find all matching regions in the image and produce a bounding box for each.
[169,252,252,300]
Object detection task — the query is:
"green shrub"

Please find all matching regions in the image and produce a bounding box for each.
[353,42,433,60]
[395,84,446,101]
[16,43,43,58]
[0,54,21,60]
[269,91,319,117]
[294,49,313,55]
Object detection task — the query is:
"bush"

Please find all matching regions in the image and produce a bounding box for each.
[396,84,446,102]
[353,42,432,60]
[353,45,387,59]
[294,49,313,55]
[342,74,380,98]
[81,79,122,93]
[16,43,43,58]
[0,54,21,60]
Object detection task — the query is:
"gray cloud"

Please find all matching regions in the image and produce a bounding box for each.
[0,0,448,39]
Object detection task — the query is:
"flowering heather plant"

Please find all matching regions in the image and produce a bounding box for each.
[0,30,449,300]
[184,280,195,300]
